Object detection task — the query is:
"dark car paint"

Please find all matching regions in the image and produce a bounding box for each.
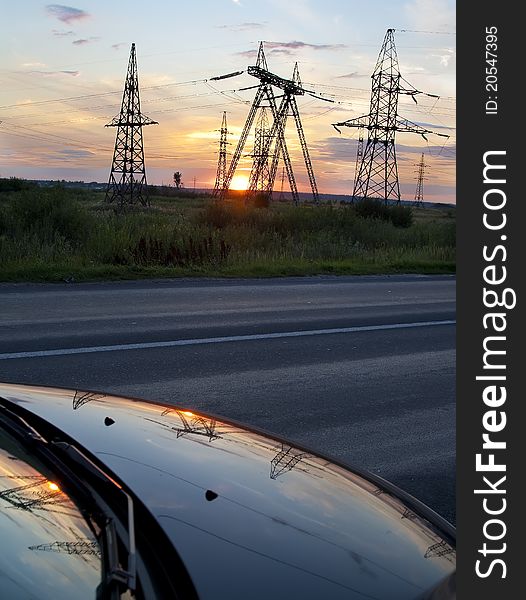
[0,383,456,600]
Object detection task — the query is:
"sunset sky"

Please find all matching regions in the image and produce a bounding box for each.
[0,0,456,202]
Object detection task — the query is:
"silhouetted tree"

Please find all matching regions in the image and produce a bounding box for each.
[173,171,183,189]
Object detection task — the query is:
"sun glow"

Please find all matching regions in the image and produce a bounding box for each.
[230,175,249,191]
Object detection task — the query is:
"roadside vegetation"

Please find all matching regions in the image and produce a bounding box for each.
[0,179,455,282]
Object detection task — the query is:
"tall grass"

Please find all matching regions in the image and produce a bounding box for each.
[0,185,455,281]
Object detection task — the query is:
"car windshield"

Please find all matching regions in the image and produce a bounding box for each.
[0,425,102,599]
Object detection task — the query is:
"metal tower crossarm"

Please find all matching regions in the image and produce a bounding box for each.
[247,65,305,97]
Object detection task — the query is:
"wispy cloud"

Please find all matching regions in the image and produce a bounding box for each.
[46,4,90,24]
[52,29,75,37]
[235,50,258,60]
[311,136,359,162]
[72,37,100,46]
[217,22,265,32]
[313,136,455,166]
[433,48,455,67]
[336,72,360,79]
[268,48,295,56]
[55,148,96,160]
[265,40,346,52]
[27,69,80,77]
[396,142,456,157]
[409,121,455,132]
[21,62,47,68]
[111,42,127,51]
[236,40,346,60]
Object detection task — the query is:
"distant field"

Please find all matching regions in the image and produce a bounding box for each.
[0,182,455,282]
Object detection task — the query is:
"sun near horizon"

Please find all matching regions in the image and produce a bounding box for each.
[229,174,250,191]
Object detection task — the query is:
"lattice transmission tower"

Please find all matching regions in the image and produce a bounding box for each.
[270,444,308,480]
[353,125,365,202]
[171,412,219,442]
[278,166,286,200]
[414,152,427,207]
[105,43,158,209]
[213,111,230,196]
[219,42,318,205]
[248,106,272,194]
[333,29,448,204]
[29,540,101,556]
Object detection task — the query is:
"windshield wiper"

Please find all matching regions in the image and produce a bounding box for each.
[0,403,48,444]
[52,441,137,597]
[0,401,136,598]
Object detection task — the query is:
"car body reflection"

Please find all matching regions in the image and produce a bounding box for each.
[0,426,101,599]
[1,383,455,600]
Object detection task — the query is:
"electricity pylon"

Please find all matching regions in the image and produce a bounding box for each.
[173,411,219,442]
[72,390,105,410]
[270,444,308,480]
[220,42,318,204]
[0,477,65,511]
[333,29,448,204]
[105,43,158,209]
[279,166,286,200]
[352,125,365,202]
[29,540,101,556]
[144,412,220,442]
[425,540,455,561]
[248,106,272,194]
[414,152,426,207]
[213,111,230,196]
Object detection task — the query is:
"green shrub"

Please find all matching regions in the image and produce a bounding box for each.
[0,177,36,193]
[389,204,413,228]
[354,198,390,221]
[251,193,270,208]
[7,188,93,247]
[354,198,413,228]
[198,201,236,229]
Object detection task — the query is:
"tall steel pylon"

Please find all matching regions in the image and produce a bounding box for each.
[333,29,447,204]
[29,540,101,556]
[213,111,230,196]
[220,42,318,205]
[414,153,427,207]
[352,125,365,202]
[105,43,158,209]
[279,166,286,200]
[248,106,272,194]
[270,444,308,480]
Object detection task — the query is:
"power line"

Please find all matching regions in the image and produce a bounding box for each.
[0,79,207,110]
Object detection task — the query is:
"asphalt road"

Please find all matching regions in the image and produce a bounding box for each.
[0,275,456,523]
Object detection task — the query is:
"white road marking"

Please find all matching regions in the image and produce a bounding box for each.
[0,320,456,361]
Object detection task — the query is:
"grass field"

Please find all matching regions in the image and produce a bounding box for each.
[0,181,455,282]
